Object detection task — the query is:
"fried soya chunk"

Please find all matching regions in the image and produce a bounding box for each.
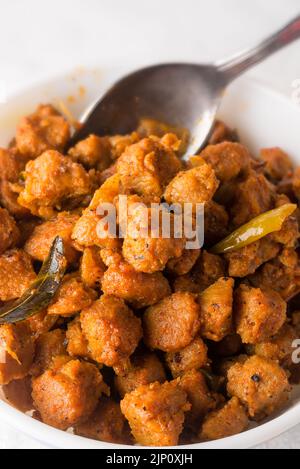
[30,329,66,377]
[18,150,92,218]
[0,148,29,218]
[225,238,280,278]
[179,373,217,436]
[278,191,299,212]
[276,175,295,201]
[166,248,200,276]
[72,174,121,250]
[246,323,298,369]
[0,170,29,218]
[120,380,190,446]
[164,160,219,206]
[166,337,209,378]
[115,352,166,398]
[108,132,141,160]
[204,201,229,246]
[234,285,287,344]
[208,120,239,145]
[24,212,80,263]
[179,370,217,430]
[80,247,106,289]
[80,295,142,370]
[0,208,20,255]
[123,235,184,274]
[73,207,121,251]
[0,147,23,182]
[16,104,70,159]
[98,163,118,186]
[227,356,290,420]
[214,179,246,212]
[0,249,36,302]
[74,398,131,444]
[200,142,251,183]
[260,147,293,182]
[199,277,234,342]
[0,323,34,385]
[196,251,226,285]
[230,171,274,227]
[173,274,203,294]
[68,134,112,170]
[249,248,300,300]
[143,292,201,352]
[199,397,248,441]
[137,118,189,155]
[48,274,97,317]
[192,251,226,291]
[271,214,299,248]
[269,194,299,248]
[101,260,171,308]
[25,310,58,338]
[2,376,34,412]
[87,173,120,210]
[100,247,123,267]
[122,199,185,273]
[0,181,30,219]
[292,167,300,200]
[66,317,91,359]
[32,359,109,430]
[117,135,182,199]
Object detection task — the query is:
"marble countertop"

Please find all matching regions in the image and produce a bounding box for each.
[0,0,300,449]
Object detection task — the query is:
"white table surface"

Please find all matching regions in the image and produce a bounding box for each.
[0,0,300,449]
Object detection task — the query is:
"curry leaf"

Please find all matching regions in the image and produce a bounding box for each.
[0,237,67,324]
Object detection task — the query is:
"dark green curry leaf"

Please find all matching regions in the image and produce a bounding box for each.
[0,237,67,325]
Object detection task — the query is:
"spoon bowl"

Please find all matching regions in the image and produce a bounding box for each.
[68,15,300,157]
[70,64,225,156]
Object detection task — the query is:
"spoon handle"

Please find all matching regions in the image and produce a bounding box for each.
[217,14,300,83]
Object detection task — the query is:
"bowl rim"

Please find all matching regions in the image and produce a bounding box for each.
[0,392,299,449]
[0,71,300,449]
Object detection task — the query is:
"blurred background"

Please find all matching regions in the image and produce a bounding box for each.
[0,0,299,449]
[1,0,300,98]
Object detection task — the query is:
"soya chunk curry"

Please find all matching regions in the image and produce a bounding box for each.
[0,104,299,446]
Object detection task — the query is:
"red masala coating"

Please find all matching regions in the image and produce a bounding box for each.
[120,380,190,446]
[80,295,142,369]
[32,359,108,430]
[143,292,201,352]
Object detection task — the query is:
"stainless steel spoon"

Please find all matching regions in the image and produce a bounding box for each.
[68,14,300,157]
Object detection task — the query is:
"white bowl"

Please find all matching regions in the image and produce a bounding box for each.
[0,68,300,449]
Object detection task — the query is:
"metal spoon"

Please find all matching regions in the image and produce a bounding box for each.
[68,14,300,157]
